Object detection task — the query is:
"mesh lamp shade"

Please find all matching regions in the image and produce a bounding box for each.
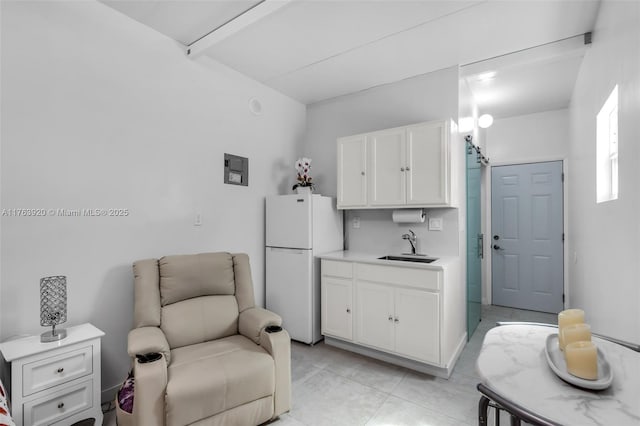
[40,275,68,342]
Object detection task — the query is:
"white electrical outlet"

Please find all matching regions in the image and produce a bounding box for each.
[428,217,443,231]
[194,212,202,226]
[352,217,360,229]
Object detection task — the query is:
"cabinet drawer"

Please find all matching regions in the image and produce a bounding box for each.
[322,260,353,279]
[356,264,440,290]
[23,346,93,396]
[23,378,93,426]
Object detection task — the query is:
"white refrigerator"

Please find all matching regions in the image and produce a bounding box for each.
[266,193,343,344]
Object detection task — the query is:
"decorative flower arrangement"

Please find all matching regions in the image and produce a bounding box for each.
[292,157,314,190]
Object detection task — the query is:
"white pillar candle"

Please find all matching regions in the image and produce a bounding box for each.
[565,341,598,380]
[562,323,592,350]
[558,309,585,350]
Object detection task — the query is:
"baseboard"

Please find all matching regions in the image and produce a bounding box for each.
[325,337,460,379]
[102,383,120,405]
[445,332,467,371]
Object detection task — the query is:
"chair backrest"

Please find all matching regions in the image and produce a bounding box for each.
[132,252,256,349]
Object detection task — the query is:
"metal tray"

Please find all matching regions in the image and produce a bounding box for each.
[544,334,613,390]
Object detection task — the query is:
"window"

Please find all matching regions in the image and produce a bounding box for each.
[596,85,619,203]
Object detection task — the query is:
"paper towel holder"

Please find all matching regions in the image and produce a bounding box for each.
[392,209,425,223]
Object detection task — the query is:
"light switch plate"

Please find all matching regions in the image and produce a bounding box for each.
[352,217,360,229]
[428,217,443,231]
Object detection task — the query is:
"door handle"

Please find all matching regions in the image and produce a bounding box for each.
[478,234,484,259]
[493,244,504,251]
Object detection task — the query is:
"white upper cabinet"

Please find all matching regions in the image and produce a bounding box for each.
[406,121,449,206]
[337,134,368,208]
[369,128,406,206]
[337,119,455,209]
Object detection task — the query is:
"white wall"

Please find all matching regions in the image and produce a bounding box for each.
[481,109,570,305]
[0,0,305,399]
[568,0,640,344]
[303,67,462,256]
[485,109,570,165]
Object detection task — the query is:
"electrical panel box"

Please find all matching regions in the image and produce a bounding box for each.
[224,153,248,186]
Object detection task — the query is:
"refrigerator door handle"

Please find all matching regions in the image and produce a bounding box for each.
[267,247,307,254]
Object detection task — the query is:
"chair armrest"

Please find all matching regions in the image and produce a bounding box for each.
[132,353,167,426]
[128,326,171,364]
[239,307,282,344]
[260,328,291,417]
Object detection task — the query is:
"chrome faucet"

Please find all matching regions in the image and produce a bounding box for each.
[402,230,417,255]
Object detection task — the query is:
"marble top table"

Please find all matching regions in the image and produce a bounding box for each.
[476,324,640,426]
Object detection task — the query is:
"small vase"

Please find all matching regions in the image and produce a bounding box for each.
[296,186,312,195]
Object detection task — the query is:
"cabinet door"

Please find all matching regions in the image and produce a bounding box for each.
[355,281,395,351]
[406,121,449,205]
[321,277,353,340]
[394,288,440,364]
[337,135,367,208]
[369,128,406,206]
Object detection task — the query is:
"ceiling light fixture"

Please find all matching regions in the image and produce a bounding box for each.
[477,71,496,82]
[478,114,494,129]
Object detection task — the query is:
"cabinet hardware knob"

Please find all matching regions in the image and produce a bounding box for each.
[346,308,351,313]
[394,317,399,323]
[361,171,365,176]
[57,402,65,409]
[56,368,64,373]
[400,168,405,172]
[405,167,410,171]
[388,315,393,321]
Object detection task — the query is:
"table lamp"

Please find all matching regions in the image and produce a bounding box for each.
[40,276,68,342]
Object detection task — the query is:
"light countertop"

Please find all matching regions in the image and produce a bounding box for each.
[316,250,458,270]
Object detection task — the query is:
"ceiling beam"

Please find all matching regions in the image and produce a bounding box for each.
[187,0,292,58]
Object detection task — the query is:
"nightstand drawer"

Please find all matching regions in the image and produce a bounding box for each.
[23,378,93,426]
[23,345,93,396]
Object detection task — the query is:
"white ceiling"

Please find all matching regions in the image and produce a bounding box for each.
[462,34,589,119]
[100,0,600,116]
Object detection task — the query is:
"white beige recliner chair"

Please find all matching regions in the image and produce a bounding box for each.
[126,252,291,425]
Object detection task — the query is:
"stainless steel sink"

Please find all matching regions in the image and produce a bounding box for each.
[378,255,438,264]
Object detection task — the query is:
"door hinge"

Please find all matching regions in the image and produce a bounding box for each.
[562,294,565,303]
[562,173,565,182]
[562,233,565,242]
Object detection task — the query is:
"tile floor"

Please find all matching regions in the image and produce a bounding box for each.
[103,305,557,426]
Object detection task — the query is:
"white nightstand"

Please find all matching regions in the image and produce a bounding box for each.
[0,323,104,426]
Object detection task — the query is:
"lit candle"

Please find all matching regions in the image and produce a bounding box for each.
[565,341,598,380]
[562,323,592,349]
[558,309,585,350]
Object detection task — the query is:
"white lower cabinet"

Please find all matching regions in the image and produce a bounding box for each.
[355,282,395,352]
[321,276,353,340]
[355,281,440,364]
[394,288,439,364]
[321,259,448,368]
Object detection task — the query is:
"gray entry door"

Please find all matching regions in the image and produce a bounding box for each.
[491,161,564,313]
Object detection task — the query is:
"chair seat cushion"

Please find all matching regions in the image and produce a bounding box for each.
[165,335,275,426]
